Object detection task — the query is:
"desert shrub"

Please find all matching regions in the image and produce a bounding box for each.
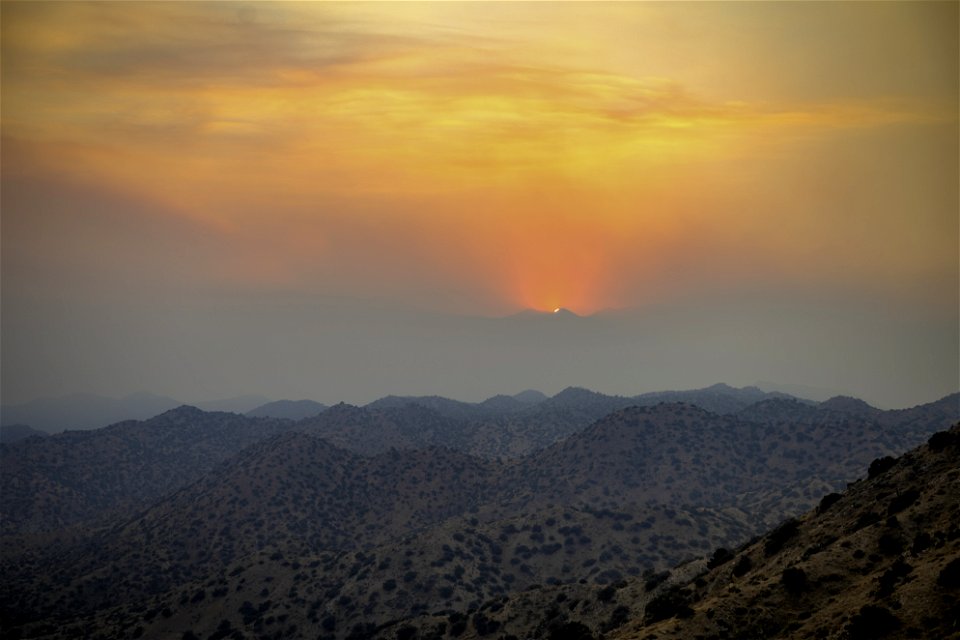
[732,555,753,577]
[321,615,336,632]
[644,586,693,624]
[781,567,808,595]
[707,547,733,569]
[928,430,958,452]
[448,617,467,637]
[878,559,913,597]
[644,570,670,592]
[602,605,630,631]
[396,626,417,640]
[938,558,960,588]
[597,585,616,602]
[868,457,897,479]
[846,605,901,639]
[817,493,842,514]
[471,612,500,636]
[877,533,904,556]
[765,518,800,556]
[887,489,920,515]
[851,512,881,533]
[547,621,593,640]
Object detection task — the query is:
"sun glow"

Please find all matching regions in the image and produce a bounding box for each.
[2,2,955,317]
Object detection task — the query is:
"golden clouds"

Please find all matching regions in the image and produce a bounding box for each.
[3,2,956,314]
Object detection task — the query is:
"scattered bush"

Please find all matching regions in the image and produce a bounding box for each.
[781,567,808,595]
[911,532,933,555]
[851,512,881,533]
[472,612,500,636]
[396,626,417,640]
[597,585,616,603]
[706,547,733,569]
[602,605,630,631]
[732,555,753,577]
[938,558,960,588]
[846,605,901,639]
[765,518,800,556]
[877,533,904,556]
[868,457,897,479]
[817,493,842,514]
[547,620,593,640]
[928,430,958,452]
[644,570,670,592]
[878,558,913,597]
[644,586,694,624]
[886,489,920,516]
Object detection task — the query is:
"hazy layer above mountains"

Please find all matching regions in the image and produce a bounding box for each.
[2,292,956,412]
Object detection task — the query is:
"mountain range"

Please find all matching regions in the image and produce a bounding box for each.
[0,385,955,639]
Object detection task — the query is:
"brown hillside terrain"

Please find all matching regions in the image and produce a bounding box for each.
[366,425,960,639]
[1,395,955,639]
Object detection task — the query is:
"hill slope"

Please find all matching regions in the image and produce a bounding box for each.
[366,424,960,639]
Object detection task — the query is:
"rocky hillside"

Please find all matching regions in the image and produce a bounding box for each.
[365,424,960,639]
[615,423,960,640]
[0,406,290,535]
[0,391,955,640]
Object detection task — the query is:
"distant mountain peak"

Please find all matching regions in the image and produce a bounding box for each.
[513,389,547,404]
[157,405,206,420]
[503,307,582,319]
[704,382,736,392]
[819,395,879,414]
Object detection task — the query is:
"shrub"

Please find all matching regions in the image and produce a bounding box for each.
[602,605,630,631]
[472,613,500,636]
[764,519,800,556]
[846,605,900,639]
[707,547,733,569]
[938,558,960,588]
[547,621,593,640]
[396,626,417,640]
[878,558,913,597]
[644,571,670,592]
[868,457,897,479]
[886,489,920,516]
[781,567,808,595]
[644,586,693,624]
[928,430,958,452]
[877,533,904,556]
[911,532,933,555]
[732,555,753,577]
[321,615,336,632]
[817,493,842,514]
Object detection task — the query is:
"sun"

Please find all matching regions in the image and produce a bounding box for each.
[553,308,561,313]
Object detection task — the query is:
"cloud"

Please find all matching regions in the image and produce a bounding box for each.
[2,1,956,317]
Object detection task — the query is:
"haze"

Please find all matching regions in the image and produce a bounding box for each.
[2,2,957,409]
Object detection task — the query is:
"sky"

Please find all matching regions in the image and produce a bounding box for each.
[2,1,958,409]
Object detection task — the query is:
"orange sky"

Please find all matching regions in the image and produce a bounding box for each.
[3,1,958,315]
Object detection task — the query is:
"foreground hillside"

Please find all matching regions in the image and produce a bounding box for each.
[618,424,960,640]
[369,425,960,639]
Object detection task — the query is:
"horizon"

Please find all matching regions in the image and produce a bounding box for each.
[5,379,958,417]
[2,2,957,410]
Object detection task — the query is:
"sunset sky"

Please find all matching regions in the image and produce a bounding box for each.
[2,2,958,408]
